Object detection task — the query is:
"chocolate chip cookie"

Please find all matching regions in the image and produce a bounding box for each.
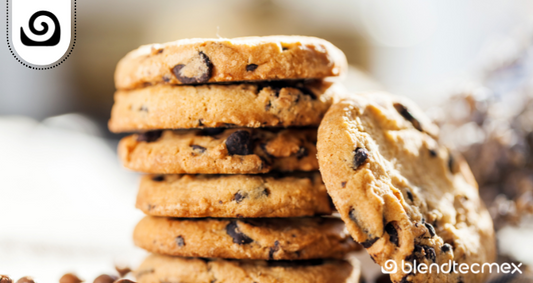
[114,36,347,90]
[317,93,496,283]
[137,172,332,218]
[118,128,318,174]
[133,216,359,260]
[108,80,340,132]
[135,253,361,283]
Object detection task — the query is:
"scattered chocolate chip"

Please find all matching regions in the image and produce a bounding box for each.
[225,130,253,155]
[16,277,34,283]
[406,190,414,202]
[360,237,380,248]
[139,105,148,112]
[0,275,12,283]
[198,128,225,136]
[429,149,437,157]
[353,147,369,169]
[172,51,213,84]
[282,46,289,51]
[218,200,223,204]
[93,274,117,283]
[176,235,185,247]
[393,102,422,131]
[260,187,270,197]
[424,223,436,237]
[137,130,162,142]
[385,222,399,247]
[198,119,204,126]
[295,147,308,159]
[226,221,253,245]
[265,101,271,111]
[246,64,258,72]
[191,145,206,153]
[341,181,347,188]
[114,266,131,278]
[448,152,457,174]
[424,246,436,262]
[268,241,280,260]
[151,175,164,182]
[233,191,246,203]
[162,75,171,82]
[441,243,452,253]
[59,273,82,283]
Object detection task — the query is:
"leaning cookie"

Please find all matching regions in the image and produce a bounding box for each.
[109,80,339,132]
[115,36,347,89]
[118,128,318,174]
[137,172,332,218]
[317,93,496,283]
[133,216,359,260]
[135,254,362,283]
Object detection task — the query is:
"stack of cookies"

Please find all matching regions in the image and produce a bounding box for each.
[109,36,362,283]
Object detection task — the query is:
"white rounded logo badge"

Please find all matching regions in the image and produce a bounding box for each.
[7,0,76,69]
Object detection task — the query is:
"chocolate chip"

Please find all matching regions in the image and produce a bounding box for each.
[198,119,204,126]
[226,130,253,155]
[114,266,131,277]
[59,273,82,283]
[393,102,422,131]
[341,181,347,188]
[349,209,379,248]
[16,277,34,283]
[448,152,457,174]
[162,75,171,82]
[152,175,164,182]
[246,64,258,72]
[353,147,369,169]
[226,221,253,245]
[268,241,280,260]
[139,105,148,112]
[113,280,135,283]
[429,149,437,157]
[295,147,308,159]
[198,128,225,136]
[191,145,206,153]
[406,190,414,202]
[424,223,436,237]
[233,191,246,203]
[0,276,12,283]
[385,222,399,247]
[265,101,271,111]
[172,51,213,84]
[360,237,380,248]
[137,130,162,142]
[93,274,118,283]
[424,246,436,262]
[282,46,289,51]
[176,235,185,247]
[260,187,270,197]
[441,243,452,253]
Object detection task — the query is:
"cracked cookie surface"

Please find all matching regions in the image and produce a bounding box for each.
[137,172,332,218]
[317,93,496,283]
[108,80,339,132]
[134,253,361,283]
[118,128,318,174]
[133,216,359,260]
[114,36,347,89]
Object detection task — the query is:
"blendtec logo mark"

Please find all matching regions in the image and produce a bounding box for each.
[7,0,75,68]
[381,259,523,275]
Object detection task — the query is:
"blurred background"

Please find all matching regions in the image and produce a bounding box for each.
[2,0,533,282]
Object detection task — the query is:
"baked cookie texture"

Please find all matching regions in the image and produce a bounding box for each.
[135,253,361,283]
[317,93,496,283]
[133,216,359,260]
[109,80,340,132]
[114,36,347,89]
[137,172,332,218]
[118,128,318,174]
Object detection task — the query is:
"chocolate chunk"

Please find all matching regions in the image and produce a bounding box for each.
[59,273,82,283]
[198,128,225,136]
[152,175,165,182]
[268,241,280,260]
[172,51,213,84]
[162,75,171,82]
[406,190,414,202]
[441,243,453,253]
[191,145,206,153]
[265,101,271,111]
[226,221,253,245]
[246,64,258,72]
[360,237,380,248]
[341,181,347,188]
[233,191,246,203]
[296,147,308,159]
[93,274,118,283]
[198,119,204,126]
[16,277,34,283]
[448,152,457,174]
[353,147,369,169]
[225,130,253,155]
[260,187,270,197]
[424,246,436,262]
[393,102,422,131]
[176,235,185,247]
[429,149,437,157]
[137,130,162,142]
[139,105,148,112]
[114,266,131,277]
[0,276,12,283]
[385,222,399,247]
[424,223,436,237]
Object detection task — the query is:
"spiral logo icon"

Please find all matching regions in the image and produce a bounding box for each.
[7,0,76,68]
[20,11,61,46]
[381,259,398,274]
